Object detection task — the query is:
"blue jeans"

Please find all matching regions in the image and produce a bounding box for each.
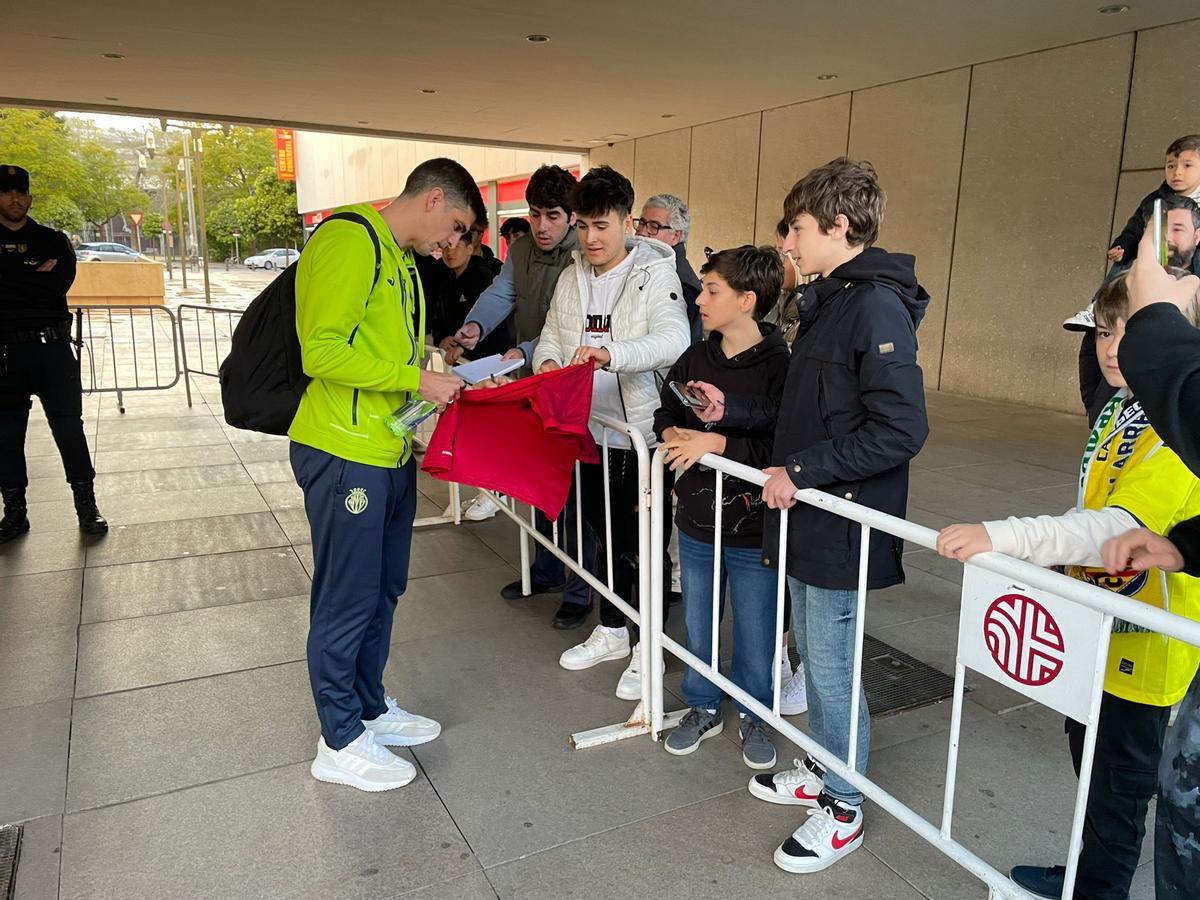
[531,484,597,608]
[679,532,778,722]
[290,443,416,750]
[788,576,870,806]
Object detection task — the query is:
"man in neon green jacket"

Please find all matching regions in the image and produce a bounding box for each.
[290,158,485,792]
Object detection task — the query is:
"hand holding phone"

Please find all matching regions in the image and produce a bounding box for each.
[669,381,708,410]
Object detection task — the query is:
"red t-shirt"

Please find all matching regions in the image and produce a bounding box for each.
[422,363,599,518]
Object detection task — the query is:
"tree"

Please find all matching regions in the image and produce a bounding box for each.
[140,210,164,240]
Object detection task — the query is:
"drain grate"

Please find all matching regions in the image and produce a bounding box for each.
[0,824,22,900]
[788,635,959,718]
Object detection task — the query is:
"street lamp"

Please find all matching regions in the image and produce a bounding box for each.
[146,123,212,304]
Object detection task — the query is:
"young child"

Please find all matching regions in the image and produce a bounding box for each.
[700,159,930,875]
[534,165,691,700]
[653,245,790,770]
[1108,134,1200,266]
[937,270,1200,900]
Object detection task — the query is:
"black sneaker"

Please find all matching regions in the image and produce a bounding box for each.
[500,578,564,600]
[553,601,592,630]
[1009,865,1066,899]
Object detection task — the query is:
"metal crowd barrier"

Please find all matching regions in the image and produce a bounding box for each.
[176,303,241,409]
[480,414,683,748]
[641,448,1200,900]
[70,305,182,413]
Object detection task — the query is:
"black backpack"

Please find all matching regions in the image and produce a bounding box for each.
[219,212,381,435]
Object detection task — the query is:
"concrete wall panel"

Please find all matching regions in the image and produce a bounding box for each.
[848,69,970,388]
[941,36,1133,411]
[755,95,851,244]
[633,128,692,209]
[687,113,762,271]
[1122,19,1200,171]
[587,140,635,177]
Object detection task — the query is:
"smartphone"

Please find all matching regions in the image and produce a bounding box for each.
[1151,198,1169,267]
[670,381,708,410]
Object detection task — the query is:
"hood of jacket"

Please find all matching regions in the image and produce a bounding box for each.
[801,247,929,331]
[703,321,790,369]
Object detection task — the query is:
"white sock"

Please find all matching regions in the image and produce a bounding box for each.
[598,625,628,639]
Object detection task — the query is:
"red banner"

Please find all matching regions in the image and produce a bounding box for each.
[275,129,296,181]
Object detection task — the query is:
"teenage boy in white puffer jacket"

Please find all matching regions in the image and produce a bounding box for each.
[534,165,690,699]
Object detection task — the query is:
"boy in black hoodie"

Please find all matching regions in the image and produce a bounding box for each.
[653,245,790,770]
[701,158,929,875]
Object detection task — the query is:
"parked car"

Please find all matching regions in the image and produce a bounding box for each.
[76,242,152,263]
[244,248,300,270]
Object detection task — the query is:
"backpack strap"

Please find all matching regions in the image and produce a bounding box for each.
[320,211,382,290]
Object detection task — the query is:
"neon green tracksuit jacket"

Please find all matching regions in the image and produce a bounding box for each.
[287,204,425,467]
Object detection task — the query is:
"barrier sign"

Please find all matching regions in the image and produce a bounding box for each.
[275,129,296,181]
[958,565,1106,722]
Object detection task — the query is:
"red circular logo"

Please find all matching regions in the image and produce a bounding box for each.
[983,593,1065,687]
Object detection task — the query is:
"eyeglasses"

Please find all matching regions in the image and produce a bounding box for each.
[633,218,676,236]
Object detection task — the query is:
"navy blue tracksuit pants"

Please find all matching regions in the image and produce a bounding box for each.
[290,442,417,750]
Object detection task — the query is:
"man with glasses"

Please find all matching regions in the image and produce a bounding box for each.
[635,194,703,342]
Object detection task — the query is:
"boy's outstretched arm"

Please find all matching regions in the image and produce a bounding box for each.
[937,507,1141,567]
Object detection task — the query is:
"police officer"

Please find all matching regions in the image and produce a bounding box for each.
[0,165,106,542]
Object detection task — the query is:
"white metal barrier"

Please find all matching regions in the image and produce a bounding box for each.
[642,447,1200,900]
[480,413,683,748]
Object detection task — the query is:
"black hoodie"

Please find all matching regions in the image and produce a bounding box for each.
[737,247,930,590]
[654,323,790,547]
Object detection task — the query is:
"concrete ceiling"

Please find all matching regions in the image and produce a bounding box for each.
[2,1,1196,151]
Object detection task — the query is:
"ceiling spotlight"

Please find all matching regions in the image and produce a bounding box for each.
[1098,4,1130,12]
[817,73,838,81]
[104,96,120,101]
[357,120,370,124]
[101,52,125,60]
[661,113,676,119]
[419,88,437,94]
[525,34,551,43]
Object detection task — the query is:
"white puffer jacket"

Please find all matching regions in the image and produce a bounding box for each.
[534,237,690,447]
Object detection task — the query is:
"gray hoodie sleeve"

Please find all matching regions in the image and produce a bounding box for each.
[463,253,517,341]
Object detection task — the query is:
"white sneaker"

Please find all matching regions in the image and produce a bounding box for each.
[774,799,864,873]
[363,696,442,747]
[560,625,631,671]
[748,757,824,807]
[614,643,665,700]
[780,663,809,716]
[462,493,501,521]
[310,730,416,792]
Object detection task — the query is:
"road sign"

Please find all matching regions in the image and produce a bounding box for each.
[129,212,144,226]
[231,229,241,236]
[957,564,1107,722]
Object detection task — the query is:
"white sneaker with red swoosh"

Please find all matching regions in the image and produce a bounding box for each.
[774,795,864,874]
[747,756,823,807]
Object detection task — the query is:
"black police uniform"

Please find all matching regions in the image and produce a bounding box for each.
[0,165,106,540]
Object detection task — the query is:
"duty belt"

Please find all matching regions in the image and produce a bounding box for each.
[0,321,73,345]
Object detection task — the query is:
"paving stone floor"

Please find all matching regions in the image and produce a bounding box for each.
[1,371,1161,899]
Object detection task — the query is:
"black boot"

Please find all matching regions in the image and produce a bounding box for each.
[0,487,30,544]
[70,481,108,536]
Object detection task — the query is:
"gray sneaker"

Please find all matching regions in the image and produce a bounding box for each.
[664,707,724,756]
[740,718,777,769]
